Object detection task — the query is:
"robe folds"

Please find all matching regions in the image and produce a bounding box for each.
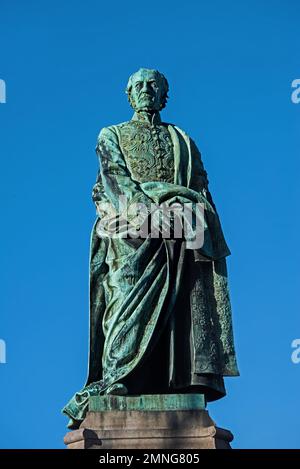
[62,118,239,429]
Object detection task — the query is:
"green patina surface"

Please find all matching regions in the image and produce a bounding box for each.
[89,394,206,412]
[62,68,239,430]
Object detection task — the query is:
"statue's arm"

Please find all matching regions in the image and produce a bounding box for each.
[92,170,104,202]
[95,126,153,215]
[189,138,216,210]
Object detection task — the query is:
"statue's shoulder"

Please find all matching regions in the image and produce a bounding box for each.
[97,121,132,143]
[166,123,191,140]
[167,124,202,152]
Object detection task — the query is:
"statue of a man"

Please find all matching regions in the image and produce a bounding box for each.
[63,68,239,429]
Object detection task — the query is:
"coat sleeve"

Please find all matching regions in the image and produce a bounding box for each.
[189,137,217,211]
[95,126,154,225]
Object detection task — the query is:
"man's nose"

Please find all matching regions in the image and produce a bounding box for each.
[141,81,151,93]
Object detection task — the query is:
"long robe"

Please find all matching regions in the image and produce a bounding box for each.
[62,114,239,428]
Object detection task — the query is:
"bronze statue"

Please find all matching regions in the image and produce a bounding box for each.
[62,68,239,429]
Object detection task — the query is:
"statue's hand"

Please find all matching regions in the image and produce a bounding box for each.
[150,203,184,239]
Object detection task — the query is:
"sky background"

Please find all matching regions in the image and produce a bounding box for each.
[0,0,300,449]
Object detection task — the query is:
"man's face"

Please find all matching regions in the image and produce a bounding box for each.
[130,70,164,112]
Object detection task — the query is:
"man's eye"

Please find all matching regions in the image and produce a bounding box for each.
[135,83,142,90]
[151,82,158,90]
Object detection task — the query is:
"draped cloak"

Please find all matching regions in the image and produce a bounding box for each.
[62,114,239,428]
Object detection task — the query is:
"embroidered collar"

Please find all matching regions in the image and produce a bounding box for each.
[131,111,161,125]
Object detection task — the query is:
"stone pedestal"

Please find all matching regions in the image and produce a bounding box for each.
[64,394,233,449]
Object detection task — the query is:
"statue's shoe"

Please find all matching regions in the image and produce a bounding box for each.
[105,383,128,396]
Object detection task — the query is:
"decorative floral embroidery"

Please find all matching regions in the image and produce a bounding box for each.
[119,122,175,183]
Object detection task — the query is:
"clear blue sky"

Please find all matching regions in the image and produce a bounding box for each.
[0,0,299,449]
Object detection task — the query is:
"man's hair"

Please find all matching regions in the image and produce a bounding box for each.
[125,68,169,110]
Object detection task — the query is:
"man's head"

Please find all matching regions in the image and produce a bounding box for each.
[126,68,169,112]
